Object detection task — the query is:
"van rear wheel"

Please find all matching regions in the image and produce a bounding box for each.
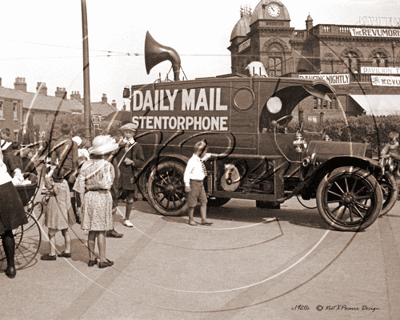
[147,161,188,216]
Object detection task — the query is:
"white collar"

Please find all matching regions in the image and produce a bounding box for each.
[123,137,135,145]
[1,140,12,150]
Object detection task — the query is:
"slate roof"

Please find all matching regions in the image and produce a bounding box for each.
[0,87,83,113]
[91,101,117,117]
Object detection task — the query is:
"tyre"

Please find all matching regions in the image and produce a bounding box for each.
[256,201,281,209]
[147,161,188,216]
[0,213,42,271]
[378,172,398,217]
[207,197,230,207]
[316,166,383,231]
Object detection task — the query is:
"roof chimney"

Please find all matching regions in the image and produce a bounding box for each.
[112,100,117,109]
[0,77,2,86]
[36,82,47,96]
[122,102,127,111]
[14,77,27,92]
[102,93,107,104]
[70,91,82,102]
[55,87,67,98]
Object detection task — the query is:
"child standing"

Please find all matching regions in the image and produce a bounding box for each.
[73,135,118,268]
[41,166,76,260]
[381,131,399,156]
[184,140,213,226]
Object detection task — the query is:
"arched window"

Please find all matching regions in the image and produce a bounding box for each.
[344,52,360,73]
[267,43,283,77]
[372,52,389,68]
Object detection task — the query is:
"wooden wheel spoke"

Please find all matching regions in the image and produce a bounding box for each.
[334,181,345,194]
[354,185,367,196]
[335,206,346,220]
[328,190,342,198]
[344,177,350,193]
[154,182,165,189]
[351,204,365,218]
[354,194,373,201]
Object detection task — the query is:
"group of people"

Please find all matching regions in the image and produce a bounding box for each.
[40,122,145,268]
[1,121,214,278]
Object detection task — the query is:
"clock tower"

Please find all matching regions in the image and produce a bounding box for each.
[229,0,294,76]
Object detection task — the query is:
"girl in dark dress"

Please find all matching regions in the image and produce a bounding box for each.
[0,147,28,279]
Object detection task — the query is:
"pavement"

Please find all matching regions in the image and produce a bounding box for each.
[1,195,400,320]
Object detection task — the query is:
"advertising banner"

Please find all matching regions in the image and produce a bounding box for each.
[371,75,400,86]
[361,67,400,74]
[350,27,400,37]
[298,74,350,85]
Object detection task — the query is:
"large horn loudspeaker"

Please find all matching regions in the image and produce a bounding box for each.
[145,31,181,81]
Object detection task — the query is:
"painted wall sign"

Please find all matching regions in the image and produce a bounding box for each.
[238,39,251,53]
[350,27,400,37]
[298,74,350,85]
[132,87,229,131]
[359,16,400,27]
[361,67,400,74]
[371,75,400,86]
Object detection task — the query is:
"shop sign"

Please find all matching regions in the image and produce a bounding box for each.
[371,75,400,86]
[298,74,350,85]
[238,39,251,53]
[350,27,400,37]
[361,67,400,74]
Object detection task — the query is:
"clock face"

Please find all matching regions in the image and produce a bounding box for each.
[267,4,280,17]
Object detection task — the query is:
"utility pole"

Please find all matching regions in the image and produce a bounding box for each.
[81,0,92,142]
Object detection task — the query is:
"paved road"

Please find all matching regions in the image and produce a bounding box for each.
[1,196,400,320]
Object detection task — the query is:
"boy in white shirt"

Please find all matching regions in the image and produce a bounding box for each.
[184,140,213,226]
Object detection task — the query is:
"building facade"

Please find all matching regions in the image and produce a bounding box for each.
[0,77,118,143]
[229,0,400,124]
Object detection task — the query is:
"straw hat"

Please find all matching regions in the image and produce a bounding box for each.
[88,135,119,155]
[72,136,82,147]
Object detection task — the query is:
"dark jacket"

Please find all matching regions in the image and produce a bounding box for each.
[114,142,144,190]
[50,135,78,180]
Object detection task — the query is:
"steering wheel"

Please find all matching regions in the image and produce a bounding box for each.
[276,115,293,128]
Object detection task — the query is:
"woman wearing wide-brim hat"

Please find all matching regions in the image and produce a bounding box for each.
[113,123,145,228]
[73,135,118,268]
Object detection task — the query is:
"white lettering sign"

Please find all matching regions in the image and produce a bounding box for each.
[371,75,400,86]
[359,16,400,27]
[350,27,400,37]
[132,116,229,131]
[361,67,400,74]
[133,88,227,112]
[298,74,350,85]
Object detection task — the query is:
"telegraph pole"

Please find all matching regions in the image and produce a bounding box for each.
[81,0,92,141]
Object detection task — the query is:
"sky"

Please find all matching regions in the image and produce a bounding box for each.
[0,0,399,110]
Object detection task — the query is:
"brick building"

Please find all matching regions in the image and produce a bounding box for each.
[229,0,400,124]
[0,77,118,143]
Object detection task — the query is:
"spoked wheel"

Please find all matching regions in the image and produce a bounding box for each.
[24,202,44,232]
[378,172,398,217]
[316,166,383,231]
[147,161,188,216]
[0,213,42,271]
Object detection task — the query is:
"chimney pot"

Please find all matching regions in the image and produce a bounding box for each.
[14,77,27,92]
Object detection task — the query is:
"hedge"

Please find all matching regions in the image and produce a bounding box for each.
[288,115,400,156]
